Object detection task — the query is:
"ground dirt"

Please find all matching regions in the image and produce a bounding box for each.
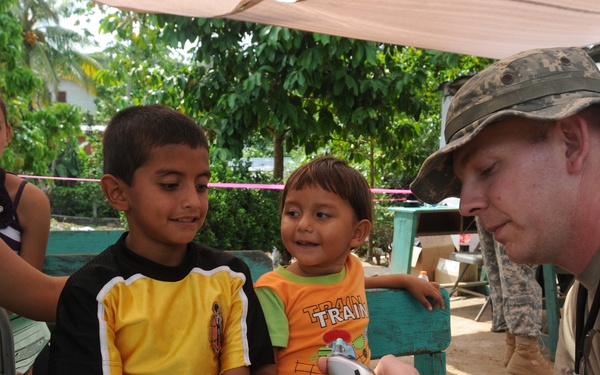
[362,260,554,375]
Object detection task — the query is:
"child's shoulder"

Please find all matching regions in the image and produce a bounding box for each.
[190,242,251,273]
[63,245,121,294]
[71,244,120,274]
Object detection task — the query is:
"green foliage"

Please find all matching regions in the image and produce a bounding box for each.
[6,101,84,175]
[48,129,117,218]
[141,16,494,185]
[12,0,102,103]
[371,201,396,252]
[312,47,494,187]
[145,18,430,181]
[54,137,85,178]
[355,202,395,258]
[196,158,282,252]
[0,0,91,179]
[93,11,190,123]
[48,182,117,218]
[0,0,43,101]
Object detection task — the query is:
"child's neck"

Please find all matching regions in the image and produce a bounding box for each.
[286,260,346,277]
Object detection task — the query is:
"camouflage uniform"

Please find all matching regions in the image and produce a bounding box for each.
[477,217,542,337]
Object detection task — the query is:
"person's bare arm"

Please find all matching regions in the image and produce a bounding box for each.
[251,364,277,375]
[365,274,444,310]
[222,367,250,375]
[251,347,278,375]
[17,182,51,271]
[0,242,66,321]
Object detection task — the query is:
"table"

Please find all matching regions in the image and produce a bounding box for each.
[388,205,477,274]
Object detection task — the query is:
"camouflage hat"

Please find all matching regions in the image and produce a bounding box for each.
[410,46,600,204]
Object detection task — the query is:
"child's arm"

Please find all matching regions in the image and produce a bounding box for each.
[250,347,278,375]
[223,367,250,375]
[17,181,51,271]
[251,362,277,375]
[364,274,444,311]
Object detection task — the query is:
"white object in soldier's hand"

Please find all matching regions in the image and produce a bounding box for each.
[326,338,373,375]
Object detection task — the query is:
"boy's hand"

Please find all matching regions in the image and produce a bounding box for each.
[405,278,444,311]
[364,274,444,311]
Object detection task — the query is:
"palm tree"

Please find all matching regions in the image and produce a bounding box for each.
[14,0,102,105]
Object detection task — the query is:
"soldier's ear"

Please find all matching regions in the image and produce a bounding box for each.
[557,114,589,174]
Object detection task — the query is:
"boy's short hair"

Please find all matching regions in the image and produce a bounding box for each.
[103,104,209,185]
[281,156,373,222]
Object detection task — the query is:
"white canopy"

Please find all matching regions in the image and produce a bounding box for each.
[94,0,600,59]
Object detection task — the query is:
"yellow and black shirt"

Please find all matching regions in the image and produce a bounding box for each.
[48,233,274,375]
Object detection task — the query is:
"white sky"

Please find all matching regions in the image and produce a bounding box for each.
[61,9,115,53]
[61,8,194,58]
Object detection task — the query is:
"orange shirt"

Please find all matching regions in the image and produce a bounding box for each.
[255,255,370,374]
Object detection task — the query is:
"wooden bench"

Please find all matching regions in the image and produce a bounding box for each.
[3,231,452,375]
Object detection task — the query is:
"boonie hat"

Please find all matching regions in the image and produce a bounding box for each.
[410,46,600,204]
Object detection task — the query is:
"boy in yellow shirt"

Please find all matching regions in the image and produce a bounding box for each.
[49,104,274,375]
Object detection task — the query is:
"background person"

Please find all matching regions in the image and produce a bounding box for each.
[0,94,52,375]
[0,95,51,270]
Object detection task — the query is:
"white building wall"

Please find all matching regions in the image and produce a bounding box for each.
[50,79,97,115]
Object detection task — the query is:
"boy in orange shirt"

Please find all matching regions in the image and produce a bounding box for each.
[255,156,443,374]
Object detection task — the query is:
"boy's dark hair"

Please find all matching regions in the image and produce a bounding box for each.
[281,156,373,222]
[103,104,209,185]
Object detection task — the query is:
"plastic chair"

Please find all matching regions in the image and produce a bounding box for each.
[0,308,16,375]
[0,309,50,375]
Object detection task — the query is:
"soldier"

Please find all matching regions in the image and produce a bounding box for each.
[411,47,600,374]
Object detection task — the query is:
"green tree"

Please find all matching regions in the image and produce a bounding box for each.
[0,0,84,176]
[49,130,118,219]
[317,48,493,187]
[92,10,190,123]
[13,0,101,105]
[148,16,493,186]
[0,0,41,101]
[197,159,281,252]
[96,12,492,186]
[153,18,430,182]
